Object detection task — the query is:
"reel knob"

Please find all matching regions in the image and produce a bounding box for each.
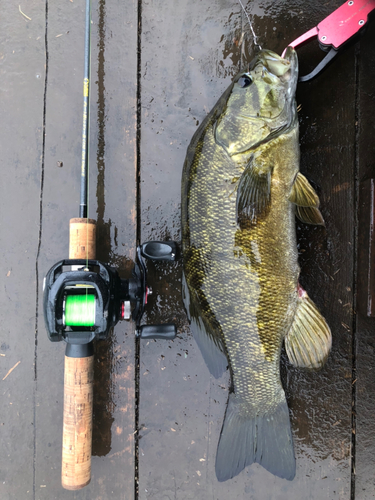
[138,323,177,340]
[141,241,177,261]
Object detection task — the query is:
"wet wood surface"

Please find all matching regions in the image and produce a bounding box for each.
[2,1,137,499]
[356,22,375,499]
[1,2,44,498]
[138,1,355,499]
[1,0,375,499]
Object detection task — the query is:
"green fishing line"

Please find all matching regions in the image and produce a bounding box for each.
[65,294,96,327]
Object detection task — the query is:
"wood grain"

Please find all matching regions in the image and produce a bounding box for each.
[355,19,375,499]
[0,0,45,497]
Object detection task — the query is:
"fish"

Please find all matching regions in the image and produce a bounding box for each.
[181,48,331,481]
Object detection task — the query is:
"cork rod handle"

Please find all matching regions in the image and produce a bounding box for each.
[69,218,96,260]
[61,218,96,490]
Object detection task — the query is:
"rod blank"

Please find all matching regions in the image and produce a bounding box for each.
[80,0,91,218]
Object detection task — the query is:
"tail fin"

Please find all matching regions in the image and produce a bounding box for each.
[215,393,296,481]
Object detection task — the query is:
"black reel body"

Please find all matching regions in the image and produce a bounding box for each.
[43,242,177,348]
[44,259,129,344]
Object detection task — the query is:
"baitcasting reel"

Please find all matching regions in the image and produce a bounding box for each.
[43,241,177,356]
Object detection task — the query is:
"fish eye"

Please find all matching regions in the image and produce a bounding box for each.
[238,76,252,88]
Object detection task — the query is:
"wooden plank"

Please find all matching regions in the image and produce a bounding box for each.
[355,18,375,499]
[35,0,137,497]
[138,0,354,498]
[138,2,240,498]
[0,1,45,498]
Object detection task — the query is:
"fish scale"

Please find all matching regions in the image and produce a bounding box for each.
[184,122,299,387]
[182,48,331,481]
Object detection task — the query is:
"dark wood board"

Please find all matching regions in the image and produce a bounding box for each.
[33,0,137,498]
[1,0,375,498]
[138,0,356,498]
[356,17,375,500]
[0,1,45,498]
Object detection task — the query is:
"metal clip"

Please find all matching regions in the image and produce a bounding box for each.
[282,0,375,81]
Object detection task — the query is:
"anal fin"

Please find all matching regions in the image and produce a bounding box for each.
[285,286,331,370]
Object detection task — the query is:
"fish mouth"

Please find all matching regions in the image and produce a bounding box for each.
[280,47,298,94]
[241,48,298,121]
[249,48,298,94]
[237,110,285,121]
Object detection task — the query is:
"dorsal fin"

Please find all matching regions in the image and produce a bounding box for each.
[296,205,325,225]
[289,173,324,225]
[289,172,320,207]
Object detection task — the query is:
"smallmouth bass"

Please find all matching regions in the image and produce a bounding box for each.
[181,48,331,481]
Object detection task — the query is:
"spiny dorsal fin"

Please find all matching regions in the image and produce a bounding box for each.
[236,156,272,223]
[289,173,325,225]
[285,286,331,370]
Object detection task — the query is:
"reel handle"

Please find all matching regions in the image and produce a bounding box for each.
[61,218,96,490]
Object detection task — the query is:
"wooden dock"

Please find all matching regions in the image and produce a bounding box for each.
[1,0,374,498]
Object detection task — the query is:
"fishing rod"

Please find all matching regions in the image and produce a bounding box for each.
[43,0,177,490]
[80,0,90,220]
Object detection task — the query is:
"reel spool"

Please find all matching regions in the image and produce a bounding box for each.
[43,241,177,352]
[64,293,96,327]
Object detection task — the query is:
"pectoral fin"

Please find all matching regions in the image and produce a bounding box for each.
[236,157,272,223]
[285,286,331,370]
[289,173,324,225]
